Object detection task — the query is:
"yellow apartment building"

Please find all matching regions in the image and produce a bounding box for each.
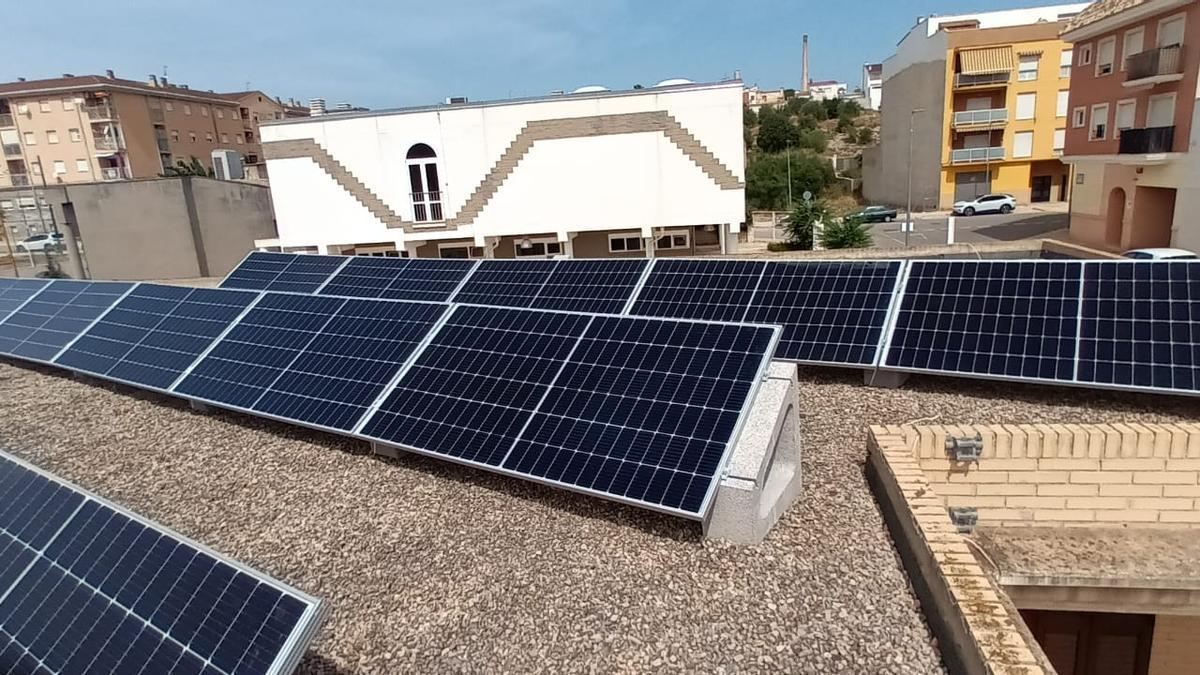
[866,4,1088,211]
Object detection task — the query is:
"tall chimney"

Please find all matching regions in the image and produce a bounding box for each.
[801,34,810,94]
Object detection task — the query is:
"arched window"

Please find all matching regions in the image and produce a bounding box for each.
[406,143,442,221]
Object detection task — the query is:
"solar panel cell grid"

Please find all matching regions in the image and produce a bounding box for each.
[451,259,557,308]
[219,252,345,294]
[629,259,766,322]
[0,279,49,323]
[1079,261,1200,392]
[530,259,648,314]
[0,280,133,362]
[55,285,259,390]
[318,257,476,302]
[885,261,1083,380]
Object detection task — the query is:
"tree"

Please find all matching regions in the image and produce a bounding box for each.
[784,97,806,116]
[838,99,863,117]
[835,114,856,134]
[160,157,214,178]
[856,127,874,145]
[785,199,830,250]
[800,100,827,121]
[755,112,799,153]
[820,215,874,249]
[797,128,828,153]
[745,151,836,211]
[795,113,818,131]
[822,98,841,118]
[743,106,758,126]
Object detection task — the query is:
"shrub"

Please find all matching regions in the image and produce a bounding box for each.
[820,216,874,249]
[785,199,831,250]
[856,127,874,144]
[797,128,828,153]
[744,151,837,211]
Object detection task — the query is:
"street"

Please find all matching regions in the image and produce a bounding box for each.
[868,209,1069,250]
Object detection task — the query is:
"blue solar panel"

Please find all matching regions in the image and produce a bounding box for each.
[174,293,448,431]
[744,261,902,365]
[451,259,558,307]
[628,259,766,322]
[359,305,593,465]
[220,252,345,294]
[0,449,324,675]
[0,279,50,323]
[884,261,1083,381]
[530,259,648,314]
[317,256,476,302]
[1079,261,1200,393]
[0,280,133,362]
[504,316,777,515]
[55,284,260,390]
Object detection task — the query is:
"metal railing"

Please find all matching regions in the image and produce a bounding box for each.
[0,113,12,127]
[100,166,130,181]
[8,174,29,187]
[411,191,444,222]
[1119,126,1175,154]
[950,146,1005,164]
[1125,45,1184,81]
[156,137,170,152]
[954,72,1010,88]
[952,108,1008,126]
[2,143,21,157]
[84,103,117,120]
[93,137,122,151]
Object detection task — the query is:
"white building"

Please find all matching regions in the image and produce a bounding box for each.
[862,63,883,110]
[807,80,847,101]
[257,80,745,259]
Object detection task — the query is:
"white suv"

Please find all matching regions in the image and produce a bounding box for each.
[14,233,63,253]
[953,193,1016,216]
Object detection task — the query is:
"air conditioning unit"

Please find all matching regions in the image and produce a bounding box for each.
[211,149,244,180]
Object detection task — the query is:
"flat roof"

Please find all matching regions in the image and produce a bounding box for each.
[261,79,743,127]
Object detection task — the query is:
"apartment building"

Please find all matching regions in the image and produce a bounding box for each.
[258,80,743,258]
[218,91,309,181]
[0,73,303,188]
[1060,0,1200,252]
[865,4,1087,210]
[863,63,883,110]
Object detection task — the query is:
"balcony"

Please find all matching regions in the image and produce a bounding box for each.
[951,146,1005,164]
[1119,126,1175,154]
[149,107,165,124]
[93,137,123,152]
[954,72,1010,89]
[155,136,170,152]
[1124,45,1185,87]
[952,108,1007,128]
[99,166,130,181]
[84,103,117,120]
[0,113,12,128]
[2,143,21,157]
[8,174,29,187]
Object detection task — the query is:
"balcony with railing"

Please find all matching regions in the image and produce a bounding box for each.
[950,146,1005,164]
[84,103,117,120]
[100,166,130,181]
[93,136,123,152]
[0,113,12,128]
[156,136,170,152]
[2,143,21,157]
[149,107,165,123]
[1119,126,1175,154]
[411,191,444,223]
[1125,45,1185,86]
[952,108,1008,128]
[954,72,1010,89]
[8,174,29,187]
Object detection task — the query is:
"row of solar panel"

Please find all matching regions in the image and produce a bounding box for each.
[0,448,324,675]
[220,253,1200,396]
[0,278,778,518]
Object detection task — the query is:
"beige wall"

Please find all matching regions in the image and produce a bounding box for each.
[188,177,279,276]
[152,96,244,171]
[866,60,945,208]
[1148,615,1200,675]
[3,94,100,184]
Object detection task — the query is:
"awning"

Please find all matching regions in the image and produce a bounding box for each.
[959,46,1014,75]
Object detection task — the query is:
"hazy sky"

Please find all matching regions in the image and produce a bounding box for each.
[2,0,1051,109]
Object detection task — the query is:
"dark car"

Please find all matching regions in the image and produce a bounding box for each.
[847,205,898,223]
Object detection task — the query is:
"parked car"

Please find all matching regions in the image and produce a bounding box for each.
[14,233,63,253]
[847,205,898,223]
[952,193,1016,216]
[1122,248,1198,260]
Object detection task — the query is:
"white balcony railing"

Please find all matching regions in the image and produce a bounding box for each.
[100,166,130,181]
[952,108,1008,126]
[951,146,1005,164]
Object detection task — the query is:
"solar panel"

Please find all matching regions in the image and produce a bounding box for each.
[0,448,324,675]
[744,261,902,365]
[883,261,1083,381]
[55,284,260,390]
[1078,261,1200,393]
[0,279,50,323]
[175,293,448,431]
[359,305,592,465]
[219,252,346,294]
[0,280,133,362]
[317,256,476,302]
[503,316,777,515]
[451,259,558,307]
[628,259,766,323]
[530,259,648,314]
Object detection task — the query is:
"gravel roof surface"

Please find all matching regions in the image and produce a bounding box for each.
[1,361,1196,674]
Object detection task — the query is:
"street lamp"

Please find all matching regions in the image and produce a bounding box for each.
[905,108,927,248]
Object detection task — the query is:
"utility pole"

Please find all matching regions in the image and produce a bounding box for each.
[905,108,926,247]
[786,139,793,211]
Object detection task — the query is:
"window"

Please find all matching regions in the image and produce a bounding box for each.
[170,130,179,142]
[216,108,224,119]
[608,234,645,252]
[1018,54,1040,81]
[406,143,443,222]
[1016,92,1037,120]
[1013,131,1034,158]
[200,106,209,117]
[62,97,75,111]
[1060,49,1073,77]
[1122,27,1144,70]
[1147,93,1176,127]
[235,134,243,144]
[205,132,213,142]
[1115,99,1136,131]
[22,131,35,145]
[15,103,28,114]
[1158,14,1185,47]
[656,231,690,250]
[164,101,174,111]
[514,238,564,258]
[52,160,66,175]
[1096,37,1116,75]
[220,133,228,143]
[438,243,483,259]
[38,100,51,112]
[1090,103,1109,140]
[68,128,81,142]
[46,131,58,144]
[183,104,192,115]
[1072,106,1087,128]
[29,161,41,175]
[1053,128,1065,152]
[189,132,197,143]
[1056,90,1069,117]
[1078,43,1092,66]
[76,159,89,173]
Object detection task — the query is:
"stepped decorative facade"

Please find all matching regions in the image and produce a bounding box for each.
[257,80,745,259]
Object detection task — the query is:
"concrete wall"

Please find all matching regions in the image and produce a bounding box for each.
[866,60,945,208]
[33,176,275,280]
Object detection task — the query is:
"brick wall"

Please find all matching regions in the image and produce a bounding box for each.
[900,423,1200,528]
[1148,615,1200,675]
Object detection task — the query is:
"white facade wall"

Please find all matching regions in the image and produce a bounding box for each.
[260,82,745,252]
